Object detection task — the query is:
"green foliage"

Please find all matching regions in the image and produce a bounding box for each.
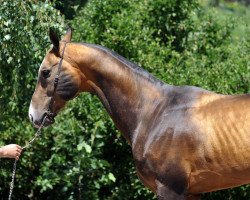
[0,0,249,199]
[54,0,88,20]
[0,0,65,198]
[0,0,64,125]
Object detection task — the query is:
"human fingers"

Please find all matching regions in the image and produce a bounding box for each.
[16,151,21,156]
[15,152,21,160]
[13,144,22,151]
[16,148,22,154]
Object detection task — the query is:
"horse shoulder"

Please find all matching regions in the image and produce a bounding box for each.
[132,103,202,195]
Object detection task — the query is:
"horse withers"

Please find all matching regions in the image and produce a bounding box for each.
[29,29,250,200]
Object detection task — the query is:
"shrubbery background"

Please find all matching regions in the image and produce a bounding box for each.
[0,0,249,199]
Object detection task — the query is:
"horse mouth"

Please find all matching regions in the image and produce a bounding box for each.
[44,114,55,127]
[34,113,56,128]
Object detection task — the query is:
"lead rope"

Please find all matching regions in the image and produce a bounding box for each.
[8,115,48,200]
[8,41,68,200]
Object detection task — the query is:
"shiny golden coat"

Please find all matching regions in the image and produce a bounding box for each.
[29,29,250,200]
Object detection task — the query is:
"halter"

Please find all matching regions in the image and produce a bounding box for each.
[46,41,68,120]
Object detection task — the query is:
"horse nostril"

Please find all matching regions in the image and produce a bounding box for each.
[29,114,33,122]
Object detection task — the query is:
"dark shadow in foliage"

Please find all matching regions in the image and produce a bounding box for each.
[53,0,88,20]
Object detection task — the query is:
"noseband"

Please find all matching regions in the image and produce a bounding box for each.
[46,41,68,120]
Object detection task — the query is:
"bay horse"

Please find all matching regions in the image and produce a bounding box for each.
[29,29,250,200]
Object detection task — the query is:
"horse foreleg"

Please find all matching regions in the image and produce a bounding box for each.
[156,180,186,200]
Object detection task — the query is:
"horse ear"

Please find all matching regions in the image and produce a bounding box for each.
[49,28,60,51]
[61,28,72,43]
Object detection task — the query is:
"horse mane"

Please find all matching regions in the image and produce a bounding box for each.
[81,43,165,87]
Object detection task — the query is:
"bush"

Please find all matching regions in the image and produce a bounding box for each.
[0,0,65,198]
[0,0,64,123]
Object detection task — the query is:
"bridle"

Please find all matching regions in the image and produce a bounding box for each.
[46,41,68,121]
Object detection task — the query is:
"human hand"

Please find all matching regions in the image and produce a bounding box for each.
[0,144,22,160]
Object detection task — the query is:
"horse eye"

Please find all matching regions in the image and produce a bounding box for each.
[42,69,51,78]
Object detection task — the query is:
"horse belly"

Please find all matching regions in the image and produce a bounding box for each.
[188,128,250,193]
[188,131,250,193]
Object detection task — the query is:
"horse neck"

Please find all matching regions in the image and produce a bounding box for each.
[68,43,166,144]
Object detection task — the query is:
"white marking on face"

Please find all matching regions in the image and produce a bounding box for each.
[29,98,51,128]
[29,101,44,128]
[29,101,37,123]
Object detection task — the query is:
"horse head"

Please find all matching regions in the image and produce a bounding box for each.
[29,29,85,127]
